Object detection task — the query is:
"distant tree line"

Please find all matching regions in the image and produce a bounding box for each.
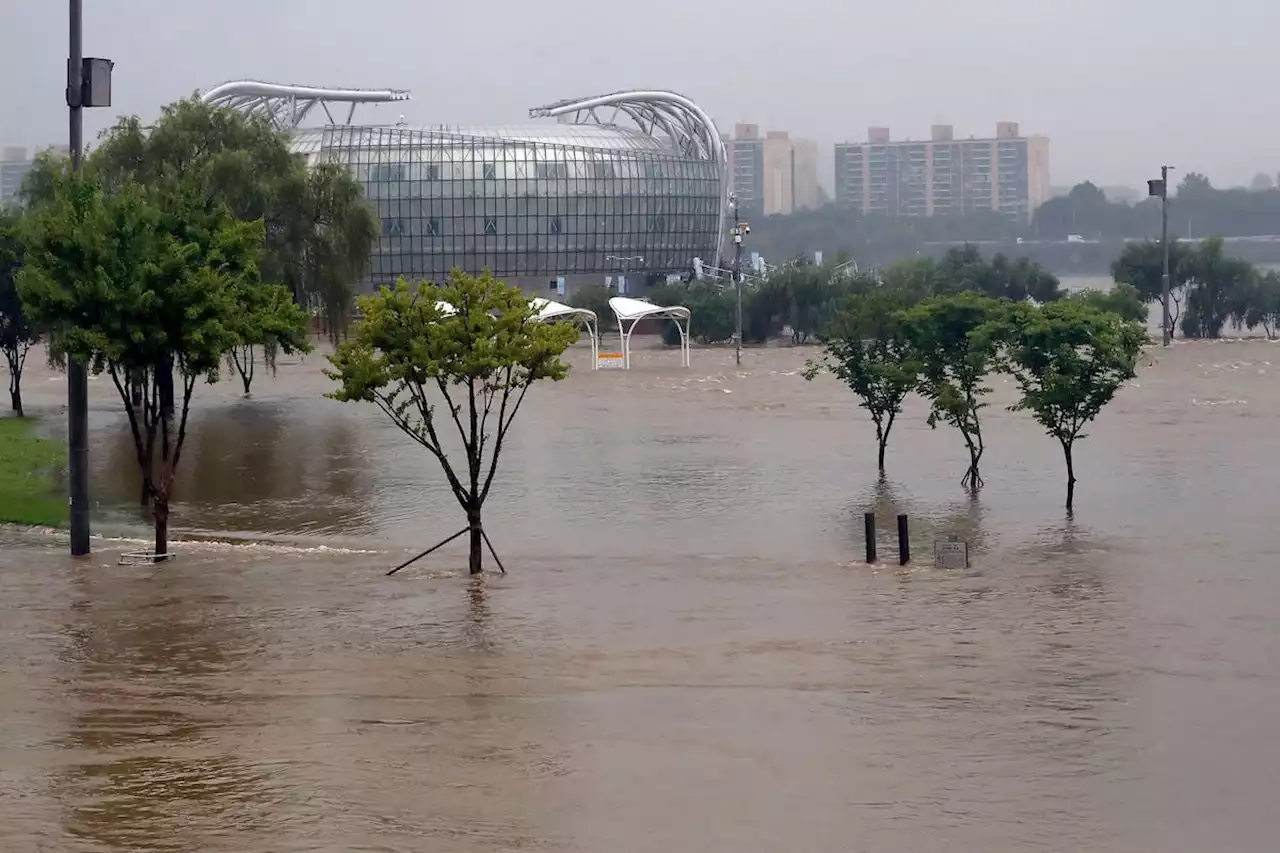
[747,172,1280,264]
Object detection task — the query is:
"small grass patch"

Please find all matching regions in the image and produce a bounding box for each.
[0,416,66,528]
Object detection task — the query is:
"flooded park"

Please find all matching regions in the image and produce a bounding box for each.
[2,337,1279,852]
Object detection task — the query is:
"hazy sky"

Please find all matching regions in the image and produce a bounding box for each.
[1,0,1273,189]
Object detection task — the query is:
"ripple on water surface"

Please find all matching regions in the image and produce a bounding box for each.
[3,342,1280,851]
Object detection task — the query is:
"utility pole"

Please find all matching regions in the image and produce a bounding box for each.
[1149,165,1173,347]
[64,0,113,556]
[67,0,90,556]
[730,194,745,367]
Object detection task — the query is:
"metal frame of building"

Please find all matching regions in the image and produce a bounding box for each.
[200,80,411,131]
[529,91,728,262]
[200,81,728,269]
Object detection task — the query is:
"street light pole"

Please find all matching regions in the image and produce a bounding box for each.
[1160,164,1171,347]
[67,0,91,556]
[731,195,743,367]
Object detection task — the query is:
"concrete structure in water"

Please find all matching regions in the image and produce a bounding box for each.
[834,123,1050,223]
[201,81,728,298]
[726,123,822,217]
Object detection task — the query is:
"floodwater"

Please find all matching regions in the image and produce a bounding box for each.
[3,337,1280,852]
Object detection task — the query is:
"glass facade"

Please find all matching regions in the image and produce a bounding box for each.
[292,123,723,288]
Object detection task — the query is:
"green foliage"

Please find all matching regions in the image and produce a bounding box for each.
[1069,282,1149,323]
[648,280,736,345]
[804,284,921,472]
[0,207,38,416]
[17,150,73,209]
[1180,237,1255,339]
[743,259,866,344]
[17,171,271,555]
[326,270,578,573]
[569,283,618,332]
[930,245,1065,303]
[1244,271,1280,339]
[0,416,65,528]
[86,98,376,340]
[1111,238,1191,335]
[900,292,1005,490]
[298,161,380,343]
[227,279,313,394]
[990,300,1146,510]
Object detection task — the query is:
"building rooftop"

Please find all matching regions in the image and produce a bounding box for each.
[289,123,675,156]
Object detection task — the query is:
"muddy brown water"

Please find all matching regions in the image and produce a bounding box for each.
[3,340,1279,852]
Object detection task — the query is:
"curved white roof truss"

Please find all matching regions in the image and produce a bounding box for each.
[417,298,599,367]
[200,81,411,131]
[530,91,729,269]
[532,299,600,368]
[529,91,724,165]
[608,297,690,369]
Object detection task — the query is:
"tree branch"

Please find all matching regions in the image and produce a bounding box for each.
[479,377,531,504]
[166,368,199,489]
[107,363,153,498]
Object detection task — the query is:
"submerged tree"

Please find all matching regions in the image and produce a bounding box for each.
[1246,271,1280,339]
[989,300,1146,512]
[900,292,1004,491]
[227,280,311,395]
[326,271,578,574]
[0,208,38,416]
[803,285,920,474]
[297,161,379,344]
[1111,238,1192,339]
[18,173,290,557]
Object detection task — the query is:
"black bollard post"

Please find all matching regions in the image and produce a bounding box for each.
[897,514,910,566]
[864,512,877,564]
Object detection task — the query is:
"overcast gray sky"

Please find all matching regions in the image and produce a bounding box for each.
[1,0,1273,189]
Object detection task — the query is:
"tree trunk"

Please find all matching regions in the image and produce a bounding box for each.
[130,368,145,408]
[9,386,21,418]
[153,496,170,562]
[139,455,152,510]
[962,442,984,492]
[234,345,255,396]
[1063,441,1076,514]
[877,435,887,474]
[467,506,483,575]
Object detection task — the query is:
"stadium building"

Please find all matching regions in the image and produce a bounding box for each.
[201,82,727,298]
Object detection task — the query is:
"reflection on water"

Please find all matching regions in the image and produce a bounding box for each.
[3,341,1280,851]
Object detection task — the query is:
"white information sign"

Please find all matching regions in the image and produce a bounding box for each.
[934,539,969,569]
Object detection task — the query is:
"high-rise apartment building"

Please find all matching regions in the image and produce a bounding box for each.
[0,146,31,206]
[1,144,71,206]
[727,124,820,217]
[834,123,1049,222]
[790,138,822,212]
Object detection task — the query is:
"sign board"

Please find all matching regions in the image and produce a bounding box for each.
[814,251,824,266]
[617,274,628,295]
[556,276,566,296]
[597,352,626,370]
[934,539,969,569]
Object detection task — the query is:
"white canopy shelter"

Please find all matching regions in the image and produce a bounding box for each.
[531,298,600,367]
[608,296,691,369]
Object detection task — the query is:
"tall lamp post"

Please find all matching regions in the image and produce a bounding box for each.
[66,0,113,556]
[729,193,748,367]
[1148,165,1174,347]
